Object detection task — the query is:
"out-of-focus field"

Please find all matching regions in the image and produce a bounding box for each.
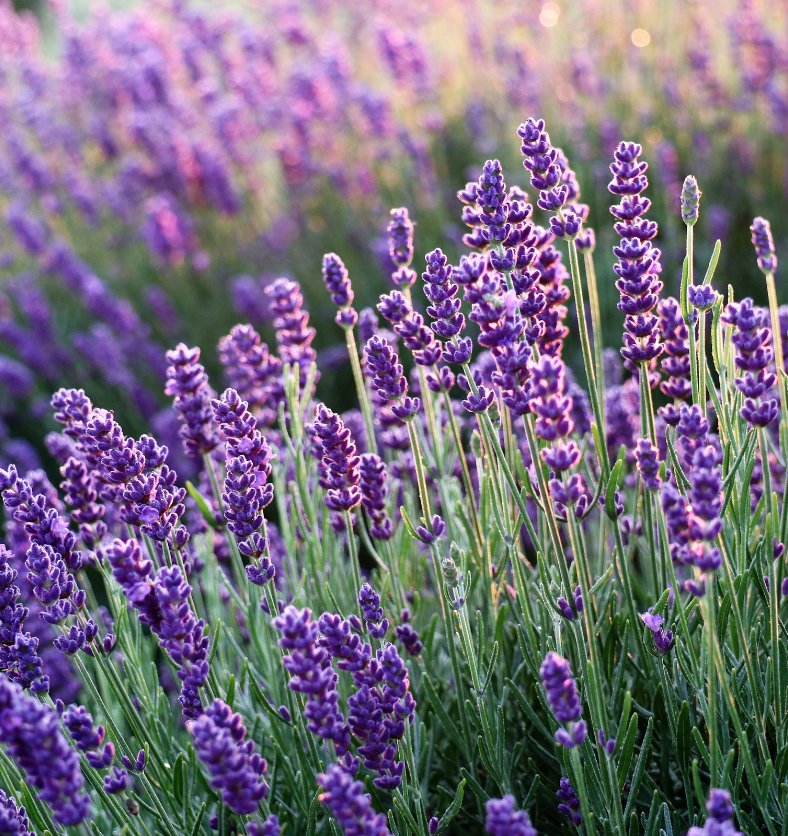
[0,0,785,469]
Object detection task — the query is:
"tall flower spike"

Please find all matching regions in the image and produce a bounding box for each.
[265,278,318,392]
[388,208,417,289]
[540,651,586,748]
[312,405,362,513]
[0,676,89,826]
[721,298,779,427]
[681,175,701,226]
[212,389,276,583]
[751,217,777,274]
[657,297,692,424]
[363,336,420,421]
[274,607,350,756]
[322,253,358,330]
[165,343,220,458]
[317,763,391,836]
[557,778,582,826]
[217,324,281,427]
[608,141,663,369]
[529,356,580,472]
[358,454,393,540]
[189,699,268,815]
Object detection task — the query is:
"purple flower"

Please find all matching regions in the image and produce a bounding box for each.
[722,298,779,427]
[217,324,281,427]
[422,248,464,339]
[688,789,742,836]
[378,290,443,367]
[358,583,389,639]
[312,405,362,513]
[634,438,662,490]
[359,455,393,540]
[0,676,89,826]
[322,253,357,326]
[274,607,350,756]
[106,540,209,717]
[395,609,422,656]
[608,141,663,369]
[641,607,674,653]
[658,297,692,406]
[164,344,220,457]
[0,790,30,835]
[103,767,130,795]
[681,175,701,226]
[688,285,718,311]
[61,703,115,768]
[265,279,318,390]
[248,815,281,836]
[189,699,268,815]
[317,763,391,836]
[485,795,537,836]
[388,208,417,289]
[557,777,582,826]
[213,389,275,577]
[751,217,777,274]
[518,118,569,213]
[363,336,420,420]
[528,356,580,472]
[540,651,582,723]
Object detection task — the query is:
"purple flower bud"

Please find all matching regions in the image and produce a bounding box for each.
[681,176,701,226]
[540,651,582,723]
[103,767,130,795]
[322,253,354,309]
[485,795,537,836]
[557,777,582,825]
[688,285,718,311]
[751,217,777,274]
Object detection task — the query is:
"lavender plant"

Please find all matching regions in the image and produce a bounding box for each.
[0,109,787,836]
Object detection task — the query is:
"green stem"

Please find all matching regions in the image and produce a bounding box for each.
[567,238,609,479]
[344,325,378,456]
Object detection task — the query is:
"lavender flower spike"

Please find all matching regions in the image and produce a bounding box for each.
[189,699,268,815]
[0,790,30,835]
[540,651,586,748]
[681,175,701,226]
[751,217,777,274]
[363,336,420,420]
[0,676,89,825]
[388,208,417,289]
[485,795,537,836]
[317,763,391,836]
[322,253,358,330]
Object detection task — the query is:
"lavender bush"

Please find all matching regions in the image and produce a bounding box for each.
[0,105,785,836]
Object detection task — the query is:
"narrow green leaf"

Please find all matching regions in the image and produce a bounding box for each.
[436,778,466,833]
[617,713,639,790]
[702,238,722,286]
[189,803,206,836]
[172,752,185,806]
[676,702,691,773]
[624,717,654,821]
[423,673,467,756]
[185,481,217,528]
[605,458,624,521]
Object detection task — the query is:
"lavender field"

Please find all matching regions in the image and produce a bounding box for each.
[0,1,786,834]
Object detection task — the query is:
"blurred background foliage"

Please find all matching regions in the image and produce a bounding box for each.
[0,0,786,474]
